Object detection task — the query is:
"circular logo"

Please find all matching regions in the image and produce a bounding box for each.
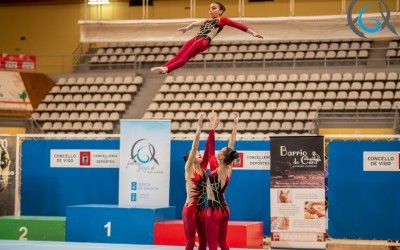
[130,139,159,165]
[347,0,399,38]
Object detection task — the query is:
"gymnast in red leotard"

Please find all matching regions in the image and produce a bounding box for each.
[151,2,263,74]
[206,112,240,250]
[182,113,220,250]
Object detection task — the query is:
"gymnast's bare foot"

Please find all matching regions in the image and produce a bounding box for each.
[151,66,168,74]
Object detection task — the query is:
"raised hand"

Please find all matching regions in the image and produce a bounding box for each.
[248,29,263,39]
[198,113,205,128]
[209,110,220,130]
[232,112,239,125]
[253,32,263,39]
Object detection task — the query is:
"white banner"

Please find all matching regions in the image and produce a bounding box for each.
[50,150,119,168]
[233,151,270,170]
[79,14,400,43]
[119,120,171,206]
[363,151,400,171]
[0,71,32,111]
[199,150,270,170]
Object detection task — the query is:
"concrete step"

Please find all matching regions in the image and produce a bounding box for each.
[367,40,390,68]
[113,71,166,133]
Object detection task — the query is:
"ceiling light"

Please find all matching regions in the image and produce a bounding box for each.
[88,0,110,5]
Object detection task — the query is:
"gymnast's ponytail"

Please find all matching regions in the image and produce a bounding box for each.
[183,151,190,163]
[223,147,239,165]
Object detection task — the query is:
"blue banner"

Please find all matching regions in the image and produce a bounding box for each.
[21,140,120,216]
[328,140,400,239]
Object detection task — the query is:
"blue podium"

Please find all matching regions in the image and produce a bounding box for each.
[66,205,175,244]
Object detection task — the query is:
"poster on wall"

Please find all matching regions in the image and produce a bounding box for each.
[0,135,17,216]
[119,120,171,207]
[270,136,326,249]
[50,150,119,168]
[0,71,33,111]
[200,150,270,170]
[232,150,270,170]
[0,54,36,70]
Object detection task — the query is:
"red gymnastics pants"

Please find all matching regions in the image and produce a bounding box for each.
[182,203,207,250]
[207,206,230,250]
[164,37,209,73]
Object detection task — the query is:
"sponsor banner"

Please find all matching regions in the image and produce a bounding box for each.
[199,150,270,170]
[0,135,17,216]
[21,55,36,70]
[119,120,171,206]
[50,150,119,168]
[0,71,32,111]
[233,151,270,170]
[270,136,325,249]
[0,54,36,70]
[363,151,400,171]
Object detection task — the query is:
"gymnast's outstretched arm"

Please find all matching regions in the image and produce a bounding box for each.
[185,114,204,172]
[228,112,239,150]
[178,19,207,33]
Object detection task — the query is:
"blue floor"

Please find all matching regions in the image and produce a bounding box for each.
[0,240,267,250]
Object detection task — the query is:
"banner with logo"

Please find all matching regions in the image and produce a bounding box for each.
[0,54,36,70]
[0,135,17,216]
[232,150,270,170]
[200,150,270,170]
[270,136,325,249]
[346,0,398,39]
[119,120,171,206]
[21,139,120,216]
[329,141,400,240]
[0,71,32,111]
[50,150,119,168]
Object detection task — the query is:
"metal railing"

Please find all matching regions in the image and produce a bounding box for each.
[0,110,43,134]
[314,106,400,134]
[28,46,400,74]
[72,54,400,72]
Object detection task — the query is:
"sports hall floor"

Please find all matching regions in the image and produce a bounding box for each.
[0,240,399,250]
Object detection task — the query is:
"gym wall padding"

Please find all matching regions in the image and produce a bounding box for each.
[21,140,120,216]
[328,140,400,240]
[21,139,272,235]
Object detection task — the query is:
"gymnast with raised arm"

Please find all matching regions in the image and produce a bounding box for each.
[182,113,220,250]
[206,112,240,250]
[151,2,263,74]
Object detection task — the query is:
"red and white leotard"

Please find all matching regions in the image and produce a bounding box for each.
[182,130,215,250]
[195,16,248,42]
[206,145,233,250]
[163,16,249,73]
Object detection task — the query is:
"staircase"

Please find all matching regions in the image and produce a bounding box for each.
[113,71,166,133]
[366,40,389,68]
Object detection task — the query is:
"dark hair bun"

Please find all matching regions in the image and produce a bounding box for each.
[183,152,190,162]
[224,149,239,165]
[229,151,239,160]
